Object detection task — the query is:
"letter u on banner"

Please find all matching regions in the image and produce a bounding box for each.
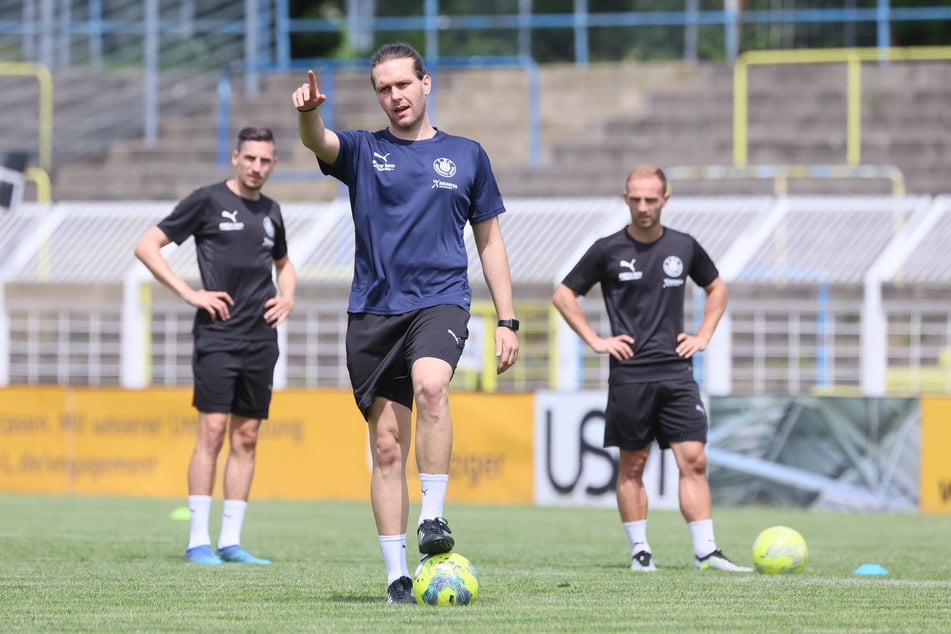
[533,390,679,509]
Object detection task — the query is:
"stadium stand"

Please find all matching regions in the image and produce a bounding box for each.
[1,5,949,397]
[25,60,951,201]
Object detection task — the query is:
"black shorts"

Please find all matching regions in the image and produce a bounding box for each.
[192,336,280,419]
[603,377,708,451]
[346,305,469,420]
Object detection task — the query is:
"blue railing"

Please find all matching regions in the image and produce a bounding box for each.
[6,1,951,70]
[272,2,951,66]
[216,55,541,174]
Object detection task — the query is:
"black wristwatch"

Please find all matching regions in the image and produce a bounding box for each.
[497,319,520,332]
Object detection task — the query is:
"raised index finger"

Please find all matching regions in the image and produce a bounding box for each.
[308,69,317,92]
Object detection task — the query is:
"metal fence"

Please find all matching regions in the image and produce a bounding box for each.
[5,1,951,69]
[2,195,950,396]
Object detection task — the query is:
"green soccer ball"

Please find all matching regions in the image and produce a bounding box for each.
[752,525,808,574]
[413,552,480,606]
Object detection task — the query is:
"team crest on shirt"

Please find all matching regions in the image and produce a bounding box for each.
[663,255,685,287]
[262,216,275,248]
[433,157,456,177]
[431,157,458,190]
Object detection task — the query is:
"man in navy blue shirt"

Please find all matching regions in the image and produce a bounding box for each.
[293,43,519,604]
[553,165,750,574]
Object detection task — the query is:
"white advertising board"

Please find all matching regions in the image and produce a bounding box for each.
[533,390,680,509]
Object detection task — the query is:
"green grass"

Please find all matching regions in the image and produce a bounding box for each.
[2,495,951,632]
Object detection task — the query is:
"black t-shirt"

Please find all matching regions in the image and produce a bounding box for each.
[561,226,719,383]
[158,181,288,341]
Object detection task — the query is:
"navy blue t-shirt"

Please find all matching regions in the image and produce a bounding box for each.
[158,181,288,341]
[561,226,719,382]
[319,128,505,315]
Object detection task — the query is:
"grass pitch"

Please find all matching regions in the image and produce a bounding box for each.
[2,495,950,632]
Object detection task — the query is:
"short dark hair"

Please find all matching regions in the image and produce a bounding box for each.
[370,42,427,85]
[236,126,274,150]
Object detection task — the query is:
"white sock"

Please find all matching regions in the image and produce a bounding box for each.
[622,520,650,555]
[217,499,248,549]
[186,495,213,549]
[688,519,717,558]
[379,534,410,585]
[418,473,449,524]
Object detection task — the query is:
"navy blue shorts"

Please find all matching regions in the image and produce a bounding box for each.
[191,336,280,419]
[346,305,469,420]
[604,377,708,451]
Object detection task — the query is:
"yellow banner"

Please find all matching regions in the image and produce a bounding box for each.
[1,386,70,492]
[920,396,951,513]
[0,387,533,504]
[435,392,534,504]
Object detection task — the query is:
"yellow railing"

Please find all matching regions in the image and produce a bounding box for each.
[457,300,555,393]
[733,46,951,167]
[25,166,52,204]
[0,62,53,172]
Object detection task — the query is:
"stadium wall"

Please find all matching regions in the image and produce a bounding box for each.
[1,387,946,514]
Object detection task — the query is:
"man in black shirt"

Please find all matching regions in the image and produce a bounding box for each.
[135,126,296,565]
[552,165,750,573]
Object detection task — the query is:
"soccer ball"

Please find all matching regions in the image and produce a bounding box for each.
[412,552,480,606]
[752,525,808,574]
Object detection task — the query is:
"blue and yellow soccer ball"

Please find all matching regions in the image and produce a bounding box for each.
[752,525,808,574]
[413,552,480,606]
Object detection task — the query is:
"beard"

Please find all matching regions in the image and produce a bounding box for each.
[241,177,264,191]
[388,106,422,131]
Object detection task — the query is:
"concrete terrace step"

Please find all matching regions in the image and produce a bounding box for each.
[54,165,225,202]
[551,140,730,166]
[25,59,951,201]
[496,164,904,199]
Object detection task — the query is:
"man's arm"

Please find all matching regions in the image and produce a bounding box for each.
[292,69,341,165]
[264,255,297,328]
[471,216,518,374]
[675,276,728,358]
[133,225,234,321]
[552,283,634,361]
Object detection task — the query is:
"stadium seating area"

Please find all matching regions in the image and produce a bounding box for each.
[4,59,951,201]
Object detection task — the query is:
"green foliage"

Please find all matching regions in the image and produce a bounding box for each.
[285,2,951,63]
[891,0,951,46]
[290,1,346,59]
[2,495,951,632]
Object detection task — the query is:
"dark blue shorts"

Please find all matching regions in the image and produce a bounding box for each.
[604,377,708,451]
[191,336,279,419]
[346,305,469,420]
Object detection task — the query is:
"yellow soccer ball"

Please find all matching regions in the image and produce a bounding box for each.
[752,525,808,574]
[413,552,480,606]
